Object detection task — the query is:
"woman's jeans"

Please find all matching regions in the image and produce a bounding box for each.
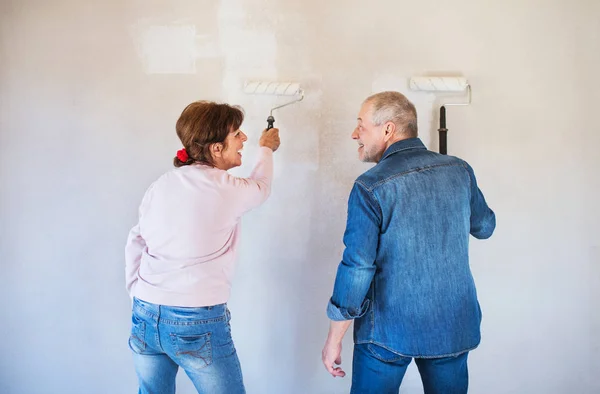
[128,297,245,394]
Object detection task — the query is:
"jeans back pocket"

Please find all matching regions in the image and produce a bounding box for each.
[128,315,146,354]
[367,343,408,363]
[171,332,213,370]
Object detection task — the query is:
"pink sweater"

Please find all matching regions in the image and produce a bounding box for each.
[125,147,273,307]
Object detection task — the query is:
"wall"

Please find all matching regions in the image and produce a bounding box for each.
[1,0,598,393]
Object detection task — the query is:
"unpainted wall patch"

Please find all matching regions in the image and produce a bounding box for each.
[138,25,198,74]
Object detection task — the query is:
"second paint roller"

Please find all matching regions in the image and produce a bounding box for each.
[243,81,304,129]
[409,77,471,155]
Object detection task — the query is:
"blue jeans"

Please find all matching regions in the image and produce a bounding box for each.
[351,343,468,394]
[128,298,245,394]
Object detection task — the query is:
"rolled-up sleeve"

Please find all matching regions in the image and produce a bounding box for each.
[327,182,381,321]
[327,297,371,321]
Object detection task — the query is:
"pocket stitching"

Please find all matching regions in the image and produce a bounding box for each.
[171,332,213,368]
[129,318,146,353]
[367,343,404,363]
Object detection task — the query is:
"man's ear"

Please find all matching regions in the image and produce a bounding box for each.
[211,143,223,158]
[383,121,396,141]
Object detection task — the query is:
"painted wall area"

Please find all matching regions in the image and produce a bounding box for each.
[1,0,599,393]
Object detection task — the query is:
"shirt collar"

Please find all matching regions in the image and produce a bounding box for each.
[380,138,427,161]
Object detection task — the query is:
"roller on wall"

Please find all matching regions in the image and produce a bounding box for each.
[409,77,471,155]
[243,81,304,130]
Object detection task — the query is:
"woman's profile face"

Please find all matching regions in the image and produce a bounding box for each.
[215,127,247,170]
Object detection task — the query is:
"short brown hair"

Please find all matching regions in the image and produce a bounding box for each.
[174,101,244,167]
[365,91,418,138]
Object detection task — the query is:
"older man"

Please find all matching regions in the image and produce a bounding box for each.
[322,91,496,394]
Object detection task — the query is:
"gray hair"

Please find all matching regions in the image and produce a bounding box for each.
[365,91,418,137]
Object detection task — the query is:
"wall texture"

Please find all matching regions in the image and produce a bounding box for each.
[1,0,599,393]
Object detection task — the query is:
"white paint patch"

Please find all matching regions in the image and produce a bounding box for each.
[216,0,319,173]
[217,0,278,99]
[138,25,198,74]
[194,34,222,59]
[217,0,280,171]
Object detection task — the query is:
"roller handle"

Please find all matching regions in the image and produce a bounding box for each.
[267,115,275,130]
[439,106,448,155]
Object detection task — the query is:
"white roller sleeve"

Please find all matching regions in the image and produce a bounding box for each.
[409,77,468,92]
[243,81,301,96]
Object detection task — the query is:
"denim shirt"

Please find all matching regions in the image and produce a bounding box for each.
[327,138,496,358]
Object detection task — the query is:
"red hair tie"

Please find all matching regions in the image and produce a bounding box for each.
[177,148,189,162]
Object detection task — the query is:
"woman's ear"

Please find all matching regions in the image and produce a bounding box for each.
[211,143,223,158]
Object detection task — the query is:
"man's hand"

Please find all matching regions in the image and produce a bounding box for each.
[322,339,346,378]
[322,320,352,377]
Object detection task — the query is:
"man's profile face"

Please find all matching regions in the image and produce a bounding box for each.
[352,101,386,163]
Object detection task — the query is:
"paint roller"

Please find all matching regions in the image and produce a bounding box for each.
[243,81,304,130]
[409,77,471,155]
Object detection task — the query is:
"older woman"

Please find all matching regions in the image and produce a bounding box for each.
[125,101,280,394]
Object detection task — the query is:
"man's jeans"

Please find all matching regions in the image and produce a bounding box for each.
[129,297,245,394]
[351,343,469,394]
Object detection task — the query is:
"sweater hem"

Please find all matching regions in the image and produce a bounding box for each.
[134,284,230,308]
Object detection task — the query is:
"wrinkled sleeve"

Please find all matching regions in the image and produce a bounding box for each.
[125,223,145,298]
[228,147,274,215]
[464,162,496,239]
[125,187,152,298]
[327,182,381,321]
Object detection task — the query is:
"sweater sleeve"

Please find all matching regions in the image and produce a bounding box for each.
[124,187,152,298]
[224,146,274,215]
[124,223,145,298]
